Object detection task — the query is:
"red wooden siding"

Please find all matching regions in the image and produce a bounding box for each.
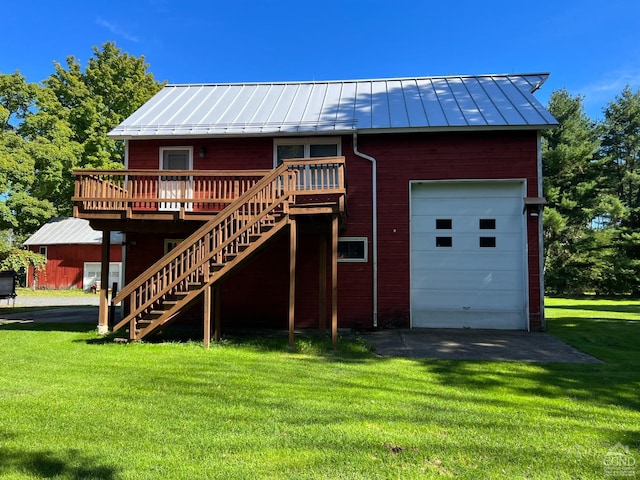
[354,131,541,330]
[123,130,543,331]
[28,244,123,289]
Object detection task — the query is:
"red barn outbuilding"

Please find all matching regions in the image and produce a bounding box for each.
[72,73,558,343]
[24,217,123,290]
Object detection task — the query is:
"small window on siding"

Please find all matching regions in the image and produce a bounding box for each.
[164,239,184,254]
[436,219,452,229]
[479,219,496,230]
[436,237,453,247]
[39,246,48,258]
[338,237,367,262]
[480,237,496,248]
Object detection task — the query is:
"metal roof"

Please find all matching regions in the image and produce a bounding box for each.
[23,218,123,246]
[109,73,558,138]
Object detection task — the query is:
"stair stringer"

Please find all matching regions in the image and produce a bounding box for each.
[132,214,290,339]
[112,164,295,338]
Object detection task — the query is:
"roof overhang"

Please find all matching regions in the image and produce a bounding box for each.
[109,73,559,140]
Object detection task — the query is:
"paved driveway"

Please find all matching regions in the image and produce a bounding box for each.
[365,329,602,363]
[1,298,601,363]
[0,296,109,325]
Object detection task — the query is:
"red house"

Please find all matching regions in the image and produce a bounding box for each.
[24,217,123,290]
[73,73,557,343]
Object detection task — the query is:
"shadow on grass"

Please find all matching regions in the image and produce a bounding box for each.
[93,325,377,361]
[0,445,118,479]
[421,314,640,414]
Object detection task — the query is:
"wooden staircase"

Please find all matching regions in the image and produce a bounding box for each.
[111,163,297,340]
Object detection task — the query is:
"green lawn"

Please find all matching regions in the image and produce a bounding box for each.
[15,287,96,298]
[0,299,638,479]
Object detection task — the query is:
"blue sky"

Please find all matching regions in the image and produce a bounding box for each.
[3,0,639,120]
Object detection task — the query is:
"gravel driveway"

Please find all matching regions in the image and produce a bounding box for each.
[9,295,100,308]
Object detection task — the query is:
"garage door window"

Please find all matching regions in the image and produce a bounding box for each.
[479,218,496,229]
[436,219,452,229]
[436,236,453,247]
[479,236,497,248]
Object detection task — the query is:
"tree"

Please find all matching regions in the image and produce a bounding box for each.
[0,43,163,285]
[542,89,605,294]
[599,86,640,293]
[27,42,164,215]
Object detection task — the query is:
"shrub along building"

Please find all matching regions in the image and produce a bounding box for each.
[72,73,558,346]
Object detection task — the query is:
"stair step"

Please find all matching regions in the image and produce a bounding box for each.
[187,282,203,290]
[137,319,153,327]
[210,263,224,272]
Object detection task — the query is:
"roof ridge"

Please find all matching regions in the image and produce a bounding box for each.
[164,73,551,88]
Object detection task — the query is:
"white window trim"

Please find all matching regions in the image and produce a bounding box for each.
[273,137,342,167]
[39,246,48,258]
[164,238,184,254]
[338,236,368,263]
[159,146,193,170]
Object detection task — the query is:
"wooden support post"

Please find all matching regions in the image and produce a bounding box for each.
[331,214,338,351]
[214,285,221,342]
[98,230,111,335]
[203,285,212,349]
[318,230,327,333]
[288,217,297,348]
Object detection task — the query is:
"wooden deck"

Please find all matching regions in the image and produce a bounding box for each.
[74,157,347,347]
[73,157,346,221]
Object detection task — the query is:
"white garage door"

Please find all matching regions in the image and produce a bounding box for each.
[411,181,527,329]
[83,262,123,291]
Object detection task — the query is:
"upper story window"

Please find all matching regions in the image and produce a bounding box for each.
[160,147,192,171]
[273,138,341,167]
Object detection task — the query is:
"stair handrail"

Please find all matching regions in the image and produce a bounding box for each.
[113,162,292,304]
[111,156,346,334]
[111,193,291,333]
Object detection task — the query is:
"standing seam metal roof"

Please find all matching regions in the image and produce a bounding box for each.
[109,73,558,138]
[23,218,123,246]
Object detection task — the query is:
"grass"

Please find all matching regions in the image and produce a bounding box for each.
[0,300,639,479]
[15,287,96,298]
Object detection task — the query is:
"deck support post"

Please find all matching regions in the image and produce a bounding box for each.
[98,230,111,335]
[331,214,338,350]
[319,229,327,333]
[288,216,297,348]
[214,284,221,342]
[203,284,212,348]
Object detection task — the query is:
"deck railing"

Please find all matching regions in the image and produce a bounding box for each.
[73,157,345,217]
[111,163,296,336]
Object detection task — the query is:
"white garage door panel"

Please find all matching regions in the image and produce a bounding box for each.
[414,269,524,291]
[411,310,524,329]
[412,232,522,251]
[411,215,523,233]
[412,288,524,310]
[410,181,527,330]
[412,182,523,199]
[412,251,517,270]
[412,201,519,217]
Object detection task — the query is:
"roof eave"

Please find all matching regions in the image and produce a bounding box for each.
[109,123,559,140]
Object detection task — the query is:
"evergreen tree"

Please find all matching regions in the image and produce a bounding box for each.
[542,89,605,294]
[600,86,640,293]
